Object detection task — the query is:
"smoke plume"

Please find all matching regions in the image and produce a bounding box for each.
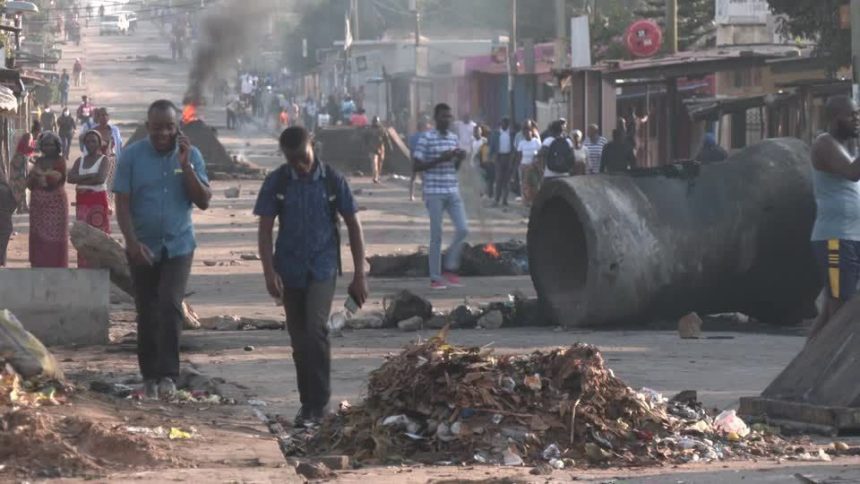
[184,0,273,106]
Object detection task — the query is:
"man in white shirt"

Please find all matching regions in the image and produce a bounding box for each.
[490,118,514,206]
[456,114,476,152]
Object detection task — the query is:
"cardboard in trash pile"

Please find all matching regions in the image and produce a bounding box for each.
[293,329,809,467]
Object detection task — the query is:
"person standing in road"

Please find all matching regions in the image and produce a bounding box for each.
[516,120,542,206]
[583,124,607,175]
[113,100,212,399]
[9,121,40,214]
[0,179,14,267]
[40,104,57,133]
[363,116,387,184]
[456,114,477,153]
[68,130,113,268]
[58,69,70,107]
[489,117,514,207]
[255,126,368,426]
[27,133,69,268]
[413,103,470,290]
[77,95,95,126]
[73,58,84,87]
[303,96,318,132]
[600,128,636,173]
[57,107,76,159]
[408,119,430,201]
[809,95,860,339]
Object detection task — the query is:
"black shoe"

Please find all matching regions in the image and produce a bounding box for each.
[293,407,311,427]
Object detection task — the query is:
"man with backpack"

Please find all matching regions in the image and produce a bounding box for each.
[541,119,577,178]
[254,126,368,426]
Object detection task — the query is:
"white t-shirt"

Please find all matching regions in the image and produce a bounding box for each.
[499,130,512,154]
[457,121,477,151]
[517,137,542,165]
[542,136,575,178]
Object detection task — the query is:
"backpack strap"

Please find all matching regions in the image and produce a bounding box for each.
[275,161,343,277]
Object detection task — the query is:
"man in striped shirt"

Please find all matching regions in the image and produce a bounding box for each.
[413,103,470,290]
[583,124,607,175]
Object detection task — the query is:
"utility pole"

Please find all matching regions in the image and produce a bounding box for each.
[508,0,517,122]
[666,0,678,54]
[351,0,360,41]
[853,0,860,102]
[554,0,567,118]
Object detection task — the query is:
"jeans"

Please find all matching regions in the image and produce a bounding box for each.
[425,192,470,282]
[283,277,336,415]
[60,134,73,159]
[130,250,193,380]
[495,153,514,204]
[59,90,68,107]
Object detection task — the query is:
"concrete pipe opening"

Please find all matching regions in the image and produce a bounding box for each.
[529,195,588,324]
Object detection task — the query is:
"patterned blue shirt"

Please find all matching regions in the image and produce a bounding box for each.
[112,138,209,261]
[253,161,358,289]
[413,129,459,195]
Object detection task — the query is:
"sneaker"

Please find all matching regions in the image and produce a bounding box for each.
[443,272,463,287]
[158,378,177,400]
[293,407,310,427]
[430,280,448,290]
[142,379,159,400]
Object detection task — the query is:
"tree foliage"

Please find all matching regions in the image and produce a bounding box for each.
[767,0,848,69]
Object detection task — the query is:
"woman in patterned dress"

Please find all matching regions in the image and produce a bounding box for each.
[68,130,112,268]
[26,132,69,268]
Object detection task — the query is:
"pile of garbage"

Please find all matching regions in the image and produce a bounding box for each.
[1,361,65,410]
[298,332,810,467]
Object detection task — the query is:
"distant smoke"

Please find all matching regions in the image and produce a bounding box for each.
[184,0,272,105]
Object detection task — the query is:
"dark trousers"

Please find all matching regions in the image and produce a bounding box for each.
[495,153,514,204]
[60,134,73,159]
[130,251,193,380]
[226,110,236,129]
[0,214,10,266]
[283,278,336,414]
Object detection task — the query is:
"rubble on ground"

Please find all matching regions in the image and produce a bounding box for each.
[367,240,529,278]
[0,310,64,380]
[348,291,546,330]
[286,331,829,468]
[199,314,283,331]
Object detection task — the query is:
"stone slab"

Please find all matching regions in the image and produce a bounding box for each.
[0,269,110,346]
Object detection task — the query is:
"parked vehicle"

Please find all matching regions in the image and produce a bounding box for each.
[99,14,129,35]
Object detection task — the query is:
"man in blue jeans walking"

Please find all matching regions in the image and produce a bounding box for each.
[413,103,470,290]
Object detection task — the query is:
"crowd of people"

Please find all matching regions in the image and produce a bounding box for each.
[0,77,123,270]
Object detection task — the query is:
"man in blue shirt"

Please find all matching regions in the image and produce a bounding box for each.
[254,126,368,426]
[113,99,212,400]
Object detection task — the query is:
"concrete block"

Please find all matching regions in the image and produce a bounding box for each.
[0,269,110,346]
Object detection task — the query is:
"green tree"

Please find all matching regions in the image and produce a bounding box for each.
[767,0,848,69]
[636,0,715,51]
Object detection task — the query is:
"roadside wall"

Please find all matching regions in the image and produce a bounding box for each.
[0,269,110,346]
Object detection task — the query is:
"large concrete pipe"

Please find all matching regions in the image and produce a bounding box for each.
[528,138,820,327]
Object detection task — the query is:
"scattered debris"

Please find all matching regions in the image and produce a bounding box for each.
[224,186,241,199]
[397,316,424,332]
[384,290,433,327]
[200,315,282,331]
[244,345,255,352]
[345,313,385,330]
[168,427,194,440]
[294,332,813,467]
[295,461,335,480]
[477,310,504,330]
[240,253,262,261]
[678,313,703,339]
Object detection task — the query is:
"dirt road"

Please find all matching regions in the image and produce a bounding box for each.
[3,17,860,484]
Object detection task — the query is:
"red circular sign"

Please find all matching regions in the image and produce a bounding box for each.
[626,20,663,58]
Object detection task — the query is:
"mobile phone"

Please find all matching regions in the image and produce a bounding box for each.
[176,128,187,153]
[344,295,360,315]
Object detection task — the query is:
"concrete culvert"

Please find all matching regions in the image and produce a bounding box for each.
[528,138,821,327]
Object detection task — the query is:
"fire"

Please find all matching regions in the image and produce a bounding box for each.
[483,243,500,259]
[182,103,198,125]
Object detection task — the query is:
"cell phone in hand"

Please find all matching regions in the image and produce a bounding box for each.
[345,295,360,315]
